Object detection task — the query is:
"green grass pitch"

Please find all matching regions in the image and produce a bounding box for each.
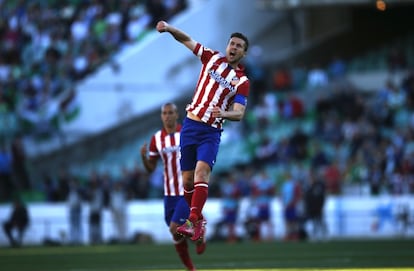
[0,239,413,271]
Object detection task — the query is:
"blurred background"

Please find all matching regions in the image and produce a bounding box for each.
[0,0,414,246]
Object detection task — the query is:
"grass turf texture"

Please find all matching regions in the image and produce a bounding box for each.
[0,239,413,271]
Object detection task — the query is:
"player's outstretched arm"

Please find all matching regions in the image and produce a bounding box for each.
[156,20,196,52]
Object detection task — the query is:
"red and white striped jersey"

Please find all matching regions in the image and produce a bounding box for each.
[186,43,250,129]
[148,125,183,196]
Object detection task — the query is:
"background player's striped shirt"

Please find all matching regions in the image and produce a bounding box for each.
[148,125,183,196]
[186,43,250,129]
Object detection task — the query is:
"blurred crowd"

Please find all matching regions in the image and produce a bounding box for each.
[241,39,414,198]
[0,0,187,140]
[0,0,188,200]
[1,0,414,246]
[3,43,411,244]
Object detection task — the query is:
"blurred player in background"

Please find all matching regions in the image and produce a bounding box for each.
[156,20,250,246]
[2,197,30,247]
[141,102,205,271]
[212,172,241,243]
[249,168,275,241]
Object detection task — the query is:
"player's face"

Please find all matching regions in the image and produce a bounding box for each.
[161,105,178,128]
[226,37,247,66]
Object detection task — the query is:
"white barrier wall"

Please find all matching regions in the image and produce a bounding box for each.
[0,195,413,246]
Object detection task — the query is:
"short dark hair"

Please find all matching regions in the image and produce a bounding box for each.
[230,32,249,52]
[161,102,177,112]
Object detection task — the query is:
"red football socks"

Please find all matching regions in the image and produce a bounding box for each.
[189,182,208,223]
[183,188,194,206]
[174,239,194,270]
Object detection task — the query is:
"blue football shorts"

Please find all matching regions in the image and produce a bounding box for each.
[164,196,190,226]
[223,209,238,224]
[180,117,222,170]
[257,205,271,221]
[284,205,298,222]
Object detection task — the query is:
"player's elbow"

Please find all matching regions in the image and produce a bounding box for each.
[228,115,243,122]
[234,111,245,121]
[230,104,245,121]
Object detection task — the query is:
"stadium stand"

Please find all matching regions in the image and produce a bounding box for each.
[2,0,414,206]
